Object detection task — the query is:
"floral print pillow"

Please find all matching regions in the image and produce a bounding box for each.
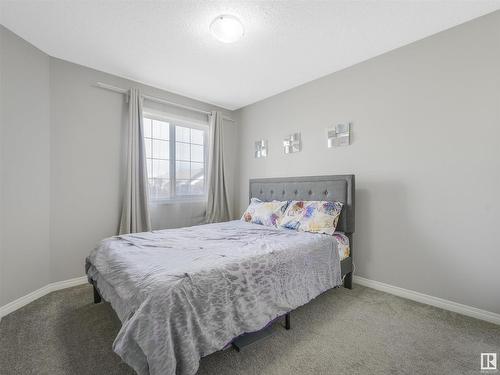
[278,201,305,230]
[333,233,350,259]
[279,200,343,235]
[241,198,289,227]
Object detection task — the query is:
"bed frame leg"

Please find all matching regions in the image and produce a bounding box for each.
[93,284,102,304]
[285,312,291,330]
[344,272,353,289]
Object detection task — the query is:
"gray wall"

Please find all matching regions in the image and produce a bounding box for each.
[0,26,51,306]
[235,11,500,314]
[0,26,3,307]
[1,26,237,305]
[49,58,236,282]
[0,25,3,308]
[2,11,498,316]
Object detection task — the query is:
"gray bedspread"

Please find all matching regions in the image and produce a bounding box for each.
[86,220,342,375]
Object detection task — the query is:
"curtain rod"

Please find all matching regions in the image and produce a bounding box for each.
[95,82,235,121]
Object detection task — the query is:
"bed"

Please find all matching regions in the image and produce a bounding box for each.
[86,174,355,375]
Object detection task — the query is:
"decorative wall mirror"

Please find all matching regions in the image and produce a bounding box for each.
[254,139,268,158]
[327,123,350,147]
[283,133,301,154]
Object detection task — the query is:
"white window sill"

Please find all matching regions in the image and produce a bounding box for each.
[150,197,207,206]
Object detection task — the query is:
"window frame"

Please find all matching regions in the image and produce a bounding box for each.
[143,112,209,203]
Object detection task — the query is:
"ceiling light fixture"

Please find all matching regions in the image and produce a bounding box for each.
[210,15,244,43]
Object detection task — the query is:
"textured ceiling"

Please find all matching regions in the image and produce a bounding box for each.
[1,1,499,110]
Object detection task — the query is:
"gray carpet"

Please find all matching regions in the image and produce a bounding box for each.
[1,284,498,375]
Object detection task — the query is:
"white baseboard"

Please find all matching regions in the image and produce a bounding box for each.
[2,274,499,326]
[0,276,87,319]
[353,275,500,326]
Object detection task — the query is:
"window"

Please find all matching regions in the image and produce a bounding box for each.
[143,116,208,201]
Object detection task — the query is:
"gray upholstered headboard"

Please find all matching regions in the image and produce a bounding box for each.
[249,175,355,234]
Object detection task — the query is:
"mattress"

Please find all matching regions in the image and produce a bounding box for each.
[86,220,345,375]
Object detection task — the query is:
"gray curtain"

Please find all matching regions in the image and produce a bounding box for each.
[206,111,231,223]
[118,88,151,234]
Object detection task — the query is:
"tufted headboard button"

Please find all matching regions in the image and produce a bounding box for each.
[308,190,312,195]
[282,190,286,195]
[324,190,328,195]
[270,190,274,194]
[294,190,298,195]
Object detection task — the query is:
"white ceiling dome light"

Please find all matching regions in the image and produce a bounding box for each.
[210,14,244,43]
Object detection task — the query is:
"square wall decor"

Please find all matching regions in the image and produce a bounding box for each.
[255,139,268,158]
[327,123,350,147]
[283,133,301,154]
